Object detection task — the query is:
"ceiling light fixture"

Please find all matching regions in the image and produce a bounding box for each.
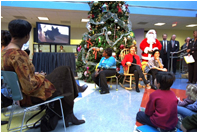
[81,19,89,22]
[154,23,165,26]
[186,24,197,27]
[38,17,49,20]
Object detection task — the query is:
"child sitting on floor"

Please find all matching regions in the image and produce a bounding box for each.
[177,84,197,118]
[177,84,197,107]
[136,72,178,132]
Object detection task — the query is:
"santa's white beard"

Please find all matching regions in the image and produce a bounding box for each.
[147,35,156,45]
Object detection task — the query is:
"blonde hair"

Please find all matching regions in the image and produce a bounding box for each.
[186,84,197,101]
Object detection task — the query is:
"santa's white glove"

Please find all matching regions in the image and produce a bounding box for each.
[144,47,151,53]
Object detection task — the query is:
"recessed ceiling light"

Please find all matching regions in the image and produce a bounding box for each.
[81,19,89,22]
[154,23,165,26]
[186,24,197,27]
[38,17,49,20]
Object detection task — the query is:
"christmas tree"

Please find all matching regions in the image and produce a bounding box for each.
[76,1,136,82]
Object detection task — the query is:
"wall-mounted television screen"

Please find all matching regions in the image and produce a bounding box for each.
[36,22,70,45]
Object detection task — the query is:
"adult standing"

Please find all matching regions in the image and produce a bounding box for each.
[187,30,197,84]
[181,37,191,73]
[140,29,162,62]
[160,34,170,70]
[169,34,180,74]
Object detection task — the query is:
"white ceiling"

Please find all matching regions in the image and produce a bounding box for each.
[1,6,197,31]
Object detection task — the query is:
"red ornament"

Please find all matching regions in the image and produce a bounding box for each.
[117,3,122,14]
[116,67,120,71]
[120,44,124,49]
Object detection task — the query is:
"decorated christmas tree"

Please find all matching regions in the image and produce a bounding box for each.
[76,1,136,82]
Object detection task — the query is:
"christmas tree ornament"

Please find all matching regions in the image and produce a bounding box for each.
[86,38,93,49]
[122,4,126,12]
[97,36,102,47]
[100,47,103,52]
[130,31,135,38]
[107,31,112,35]
[86,22,92,32]
[84,71,89,77]
[124,37,127,45]
[127,35,131,40]
[87,66,89,71]
[102,3,109,12]
[84,44,87,48]
[112,52,116,58]
[120,44,124,49]
[94,1,98,5]
[114,19,118,23]
[113,47,117,51]
[77,46,82,52]
[133,40,137,45]
[117,26,120,29]
[117,3,122,14]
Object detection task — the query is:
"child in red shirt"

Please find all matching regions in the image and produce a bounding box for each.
[136,72,178,131]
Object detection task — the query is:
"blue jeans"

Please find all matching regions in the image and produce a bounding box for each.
[177,106,197,118]
[136,111,157,128]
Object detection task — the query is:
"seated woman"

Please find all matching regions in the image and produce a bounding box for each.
[91,48,116,94]
[1,19,86,127]
[121,45,149,92]
[136,72,178,132]
[145,49,167,90]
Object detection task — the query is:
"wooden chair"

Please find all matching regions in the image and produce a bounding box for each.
[94,63,118,91]
[119,49,148,90]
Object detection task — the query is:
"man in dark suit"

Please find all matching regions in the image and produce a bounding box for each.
[160,34,170,70]
[169,34,180,74]
[187,30,197,84]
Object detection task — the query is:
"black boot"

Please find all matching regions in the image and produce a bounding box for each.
[65,113,85,127]
[1,121,8,125]
[100,88,109,94]
[151,84,157,90]
[142,76,149,85]
[77,84,88,92]
[136,87,140,93]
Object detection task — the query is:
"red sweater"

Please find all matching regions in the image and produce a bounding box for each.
[121,54,142,70]
[145,89,178,130]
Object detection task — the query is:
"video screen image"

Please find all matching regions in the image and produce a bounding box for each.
[37,23,69,44]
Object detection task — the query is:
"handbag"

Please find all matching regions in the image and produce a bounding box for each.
[26,104,60,132]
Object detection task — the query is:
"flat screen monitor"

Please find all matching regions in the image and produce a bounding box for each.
[36,22,70,45]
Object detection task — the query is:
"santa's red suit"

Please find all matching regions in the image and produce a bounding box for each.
[140,38,162,62]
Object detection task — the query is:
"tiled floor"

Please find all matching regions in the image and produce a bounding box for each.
[1,73,194,132]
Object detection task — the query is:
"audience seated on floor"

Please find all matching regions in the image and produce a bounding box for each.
[177,84,197,118]
[136,72,178,132]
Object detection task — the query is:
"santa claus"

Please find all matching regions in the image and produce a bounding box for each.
[140,29,162,62]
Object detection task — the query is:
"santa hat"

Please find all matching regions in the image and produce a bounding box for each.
[146,29,157,39]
